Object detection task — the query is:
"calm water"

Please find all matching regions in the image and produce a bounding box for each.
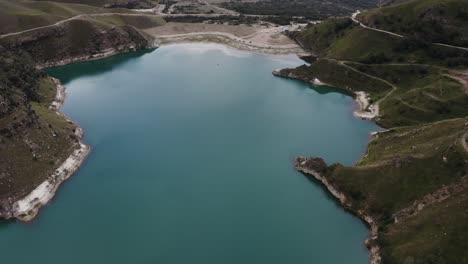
[0,44,379,264]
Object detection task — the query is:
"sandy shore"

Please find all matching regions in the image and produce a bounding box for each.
[10,79,91,222]
[353,91,379,120]
[272,70,379,121]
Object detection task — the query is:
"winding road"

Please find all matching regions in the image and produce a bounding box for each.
[351,11,468,52]
[337,59,398,117]
[351,11,403,38]
[0,13,163,39]
[0,9,275,40]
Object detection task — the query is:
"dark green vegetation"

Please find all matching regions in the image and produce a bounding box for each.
[324,118,468,264]
[358,0,468,47]
[220,0,378,20]
[0,0,101,34]
[353,63,468,127]
[0,0,142,35]
[382,186,468,264]
[282,0,468,263]
[0,0,166,216]
[0,14,164,65]
[332,118,467,223]
[281,16,468,128]
[0,47,76,201]
[291,18,468,67]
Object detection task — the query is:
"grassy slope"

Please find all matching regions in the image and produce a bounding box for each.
[2,79,76,196]
[280,59,393,100]
[326,118,467,220]
[381,187,468,264]
[285,16,468,128]
[0,1,165,204]
[359,0,468,47]
[0,0,101,34]
[219,0,378,19]
[351,63,468,127]
[0,13,165,64]
[0,52,76,199]
[0,0,142,35]
[293,17,468,67]
[283,1,468,263]
[32,0,158,8]
[325,118,468,264]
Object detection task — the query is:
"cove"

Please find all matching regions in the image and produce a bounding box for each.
[0,44,380,264]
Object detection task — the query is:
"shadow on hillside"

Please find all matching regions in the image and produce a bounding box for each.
[46,49,154,84]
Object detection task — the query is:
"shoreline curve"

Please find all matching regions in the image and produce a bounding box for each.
[5,78,91,222]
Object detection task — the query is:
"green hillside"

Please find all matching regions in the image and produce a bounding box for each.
[1,14,164,65]
[0,48,77,200]
[359,0,468,47]
[0,0,102,34]
[32,0,158,8]
[292,17,468,67]
[0,0,166,213]
[280,0,468,263]
[219,0,379,19]
[323,117,468,264]
[0,0,144,35]
[283,10,468,128]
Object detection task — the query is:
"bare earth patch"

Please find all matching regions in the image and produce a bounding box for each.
[446,73,468,94]
[145,22,306,54]
[145,22,257,36]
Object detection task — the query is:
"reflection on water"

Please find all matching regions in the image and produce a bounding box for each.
[0,44,379,264]
[47,49,153,83]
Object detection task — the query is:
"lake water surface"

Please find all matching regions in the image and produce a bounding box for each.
[0,44,380,264]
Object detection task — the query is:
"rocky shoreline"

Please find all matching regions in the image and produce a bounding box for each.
[1,79,91,222]
[4,36,287,222]
[1,38,160,221]
[36,43,158,69]
[272,69,378,120]
[295,156,382,264]
[276,65,384,264]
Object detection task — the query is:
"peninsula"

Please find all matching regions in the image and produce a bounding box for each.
[273,0,468,263]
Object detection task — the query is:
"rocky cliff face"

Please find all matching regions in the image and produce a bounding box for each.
[1,19,156,67]
[295,156,382,264]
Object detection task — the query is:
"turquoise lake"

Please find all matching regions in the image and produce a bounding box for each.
[0,43,380,264]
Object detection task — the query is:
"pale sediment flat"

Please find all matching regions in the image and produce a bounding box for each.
[146,22,307,55]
